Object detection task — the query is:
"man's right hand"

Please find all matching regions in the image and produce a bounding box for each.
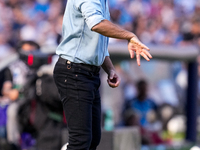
[128,36,152,66]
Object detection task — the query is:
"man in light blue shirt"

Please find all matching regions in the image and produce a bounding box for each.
[56,0,110,66]
[54,0,152,149]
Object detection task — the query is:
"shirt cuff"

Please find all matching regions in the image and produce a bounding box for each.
[86,14,105,30]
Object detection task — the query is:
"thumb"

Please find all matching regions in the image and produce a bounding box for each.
[109,71,115,80]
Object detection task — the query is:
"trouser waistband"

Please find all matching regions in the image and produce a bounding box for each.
[58,57,100,73]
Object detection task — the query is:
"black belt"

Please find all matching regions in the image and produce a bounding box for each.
[58,57,100,73]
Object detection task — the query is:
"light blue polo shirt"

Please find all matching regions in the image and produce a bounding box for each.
[56,0,110,66]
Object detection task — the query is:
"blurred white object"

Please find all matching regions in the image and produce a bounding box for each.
[20,24,37,41]
[160,105,174,122]
[190,146,200,150]
[175,69,188,89]
[61,143,68,150]
[167,115,186,134]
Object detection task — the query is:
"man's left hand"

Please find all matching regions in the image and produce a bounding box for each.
[128,36,152,66]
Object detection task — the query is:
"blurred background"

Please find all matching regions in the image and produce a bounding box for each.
[0,0,200,150]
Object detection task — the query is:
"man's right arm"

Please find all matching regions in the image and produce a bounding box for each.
[92,19,135,40]
[92,19,152,66]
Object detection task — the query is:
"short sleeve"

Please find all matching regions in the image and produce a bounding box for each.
[75,0,105,29]
[105,49,109,57]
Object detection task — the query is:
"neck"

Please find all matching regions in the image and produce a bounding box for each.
[137,94,146,101]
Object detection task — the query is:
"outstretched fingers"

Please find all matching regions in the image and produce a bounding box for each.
[136,49,152,66]
[136,52,141,66]
[129,49,135,59]
[143,49,152,58]
[140,43,150,51]
[140,52,150,61]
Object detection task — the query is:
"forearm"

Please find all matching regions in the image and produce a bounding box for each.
[101,56,115,75]
[102,56,121,88]
[92,19,135,40]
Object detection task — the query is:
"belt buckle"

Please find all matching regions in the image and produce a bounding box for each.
[66,60,71,69]
[66,60,71,64]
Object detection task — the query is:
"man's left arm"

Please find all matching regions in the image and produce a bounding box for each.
[101,56,121,88]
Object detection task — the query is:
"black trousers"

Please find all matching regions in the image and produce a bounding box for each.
[53,57,101,150]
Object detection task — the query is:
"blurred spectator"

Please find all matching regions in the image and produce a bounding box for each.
[0,0,65,49]
[0,33,14,61]
[2,41,41,148]
[0,0,200,47]
[124,80,158,126]
[1,40,63,150]
[0,32,15,141]
[123,79,163,145]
